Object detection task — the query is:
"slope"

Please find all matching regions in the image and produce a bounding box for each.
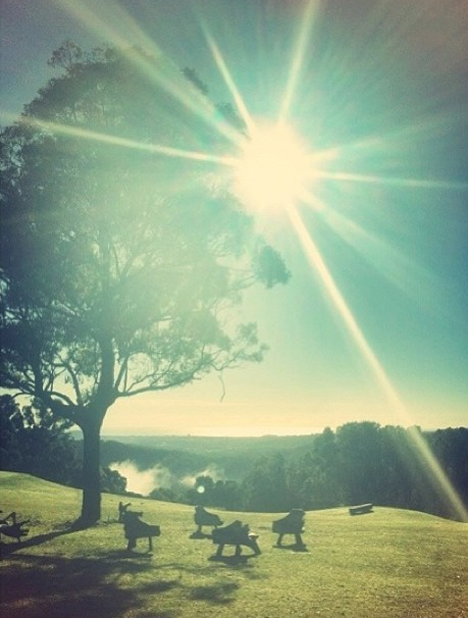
[1,471,467,618]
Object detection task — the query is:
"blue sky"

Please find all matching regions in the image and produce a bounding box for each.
[2,0,467,435]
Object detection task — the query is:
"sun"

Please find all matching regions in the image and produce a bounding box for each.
[233,122,313,214]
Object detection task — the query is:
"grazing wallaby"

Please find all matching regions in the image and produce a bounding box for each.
[272,509,305,547]
[193,505,223,534]
[122,510,161,552]
[118,502,132,523]
[212,520,260,557]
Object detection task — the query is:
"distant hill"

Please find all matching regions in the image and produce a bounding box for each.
[96,434,318,480]
[103,434,318,453]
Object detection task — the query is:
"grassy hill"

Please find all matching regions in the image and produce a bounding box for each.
[1,471,467,618]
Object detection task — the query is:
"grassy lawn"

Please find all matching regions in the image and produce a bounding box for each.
[1,471,467,618]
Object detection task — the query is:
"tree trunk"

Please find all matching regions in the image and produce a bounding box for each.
[78,412,104,527]
[75,334,115,528]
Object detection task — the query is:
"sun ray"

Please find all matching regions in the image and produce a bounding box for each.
[50,0,161,56]
[198,20,256,136]
[288,204,468,521]
[406,425,468,522]
[19,115,236,167]
[318,107,468,160]
[288,204,407,417]
[308,196,441,309]
[9,0,465,519]
[49,0,243,146]
[309,105,468,198]
[278,0,320,122]
[317,170,468,191]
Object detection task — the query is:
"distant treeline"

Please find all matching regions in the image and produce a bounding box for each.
[237,423,468,521]
[1,395,466,521]
[101,423,468,521]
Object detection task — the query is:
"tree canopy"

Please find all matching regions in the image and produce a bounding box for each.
[0,42,289,525]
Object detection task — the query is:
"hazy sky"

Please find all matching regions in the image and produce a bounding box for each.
[2,0,467,436]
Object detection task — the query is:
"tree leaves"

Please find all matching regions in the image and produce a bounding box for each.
[1,43,289,411]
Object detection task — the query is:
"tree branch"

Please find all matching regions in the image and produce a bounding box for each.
[57,356,84,406]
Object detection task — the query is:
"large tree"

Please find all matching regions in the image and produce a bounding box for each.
[0,43,289,526]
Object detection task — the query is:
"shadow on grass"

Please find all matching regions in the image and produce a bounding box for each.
[0,552,178,618]
[0,529,76,558]
[189,531,212,540]
[189,581,239,604]
[273,543,309,553]
[1,546,255,617]
[207,554,259,568]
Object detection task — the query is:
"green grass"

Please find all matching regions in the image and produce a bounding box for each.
[1,471,467,618]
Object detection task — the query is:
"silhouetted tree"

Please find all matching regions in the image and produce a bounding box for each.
[281,423,468,521]
[0,396,23,471]
[100,466,127,495]
[186,475,241,509]
[149,486,179,503]
[213,479,241,510]
[0,42,289,526]
[0,394,127,493]
[189,474,215,506]
[291,427,343,509]
[430,428,468,501]
[335,422,390,505]
[242,454,290,512]
[0,394,81,486]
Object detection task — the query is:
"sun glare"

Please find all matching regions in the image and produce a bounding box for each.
[234,123,313,214]
[32,0,467,522]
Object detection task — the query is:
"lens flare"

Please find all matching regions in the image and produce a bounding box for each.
[200,22,255,136]
[278,0,320,122]
[22,0,466,521]
[317,170,468,191]
[234,123,313,213]
[20,116,235,167]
